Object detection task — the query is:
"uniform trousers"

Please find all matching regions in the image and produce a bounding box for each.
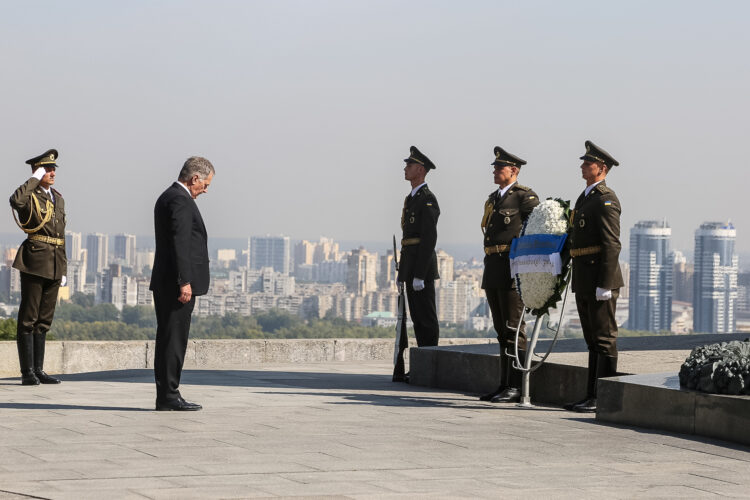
[17,272,60,336]
[575,290,619,356]
[485,287,526,351]
[153,291,195,402]
[405,280,439,347]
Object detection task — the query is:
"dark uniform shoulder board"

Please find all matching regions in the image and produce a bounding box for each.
[596,184,610,194]
[515,184,531,191]
[52,188,61,196]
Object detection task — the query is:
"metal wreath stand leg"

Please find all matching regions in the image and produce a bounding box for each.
[505,278,571,408]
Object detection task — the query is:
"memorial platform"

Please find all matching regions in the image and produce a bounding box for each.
[1,336,749,498]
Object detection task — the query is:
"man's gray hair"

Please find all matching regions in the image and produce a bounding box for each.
[178,156,215,182]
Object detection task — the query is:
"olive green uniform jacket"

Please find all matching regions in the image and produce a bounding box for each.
[481,183,539,290]
[570,181,623,294]
[10,177,67,280]
[397,185,440,282]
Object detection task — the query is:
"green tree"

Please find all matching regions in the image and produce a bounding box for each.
[0,318,16,340]
[71,293,95,307]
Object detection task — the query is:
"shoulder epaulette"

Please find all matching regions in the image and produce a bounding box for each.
[596,184,611,194]
[515,184,531,191]
[52,188,62,196]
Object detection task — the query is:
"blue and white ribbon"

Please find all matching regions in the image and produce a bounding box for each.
[509,234,567,276]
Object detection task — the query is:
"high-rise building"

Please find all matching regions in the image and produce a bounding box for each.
[314,237,340,263]
[378,250,397,291]
[250,235,291,274]
[436,249,454,286]
[673,250,694,303]
[693,221,738,333]
[294,240,316,275]
[86,233,109,275]
[347,247,378,295]
[66,231,82,261]
[113,233,137,267]
[628,220,673,332]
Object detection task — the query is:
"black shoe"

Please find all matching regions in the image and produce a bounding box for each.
[156,397,202,411]
[35,371,61,384]
[479,385,506,402]
[393,373,410,383]
[573,397,597,413]
[21,373,40,386]
[563,397,589,411]
[490,387,520,403]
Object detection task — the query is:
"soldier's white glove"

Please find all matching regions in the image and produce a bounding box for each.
[32,167,46,180]
[61,276,67,287]
[595,287,612,301]
[412,278,425,291]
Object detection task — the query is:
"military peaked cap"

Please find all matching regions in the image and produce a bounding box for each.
[492,146,526,167]
[404,146,436,170]
[25,149,59,168]
[580,140,619,167]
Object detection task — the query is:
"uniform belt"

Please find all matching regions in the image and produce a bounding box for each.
[28,234,64,246]
[570,245,602,257]
[484,244,511,255]
[401,238,421,246]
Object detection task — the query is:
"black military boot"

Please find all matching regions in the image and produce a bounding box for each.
[480,347,509,401]
[565,351,597,410]
[492,349,525,403]
[574,353,617,413]
[33,332,61,384]
[17,333,39,385]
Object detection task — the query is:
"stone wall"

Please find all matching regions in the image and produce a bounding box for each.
[0,338,493,377]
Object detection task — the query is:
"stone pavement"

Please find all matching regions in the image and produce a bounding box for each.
[1,362,750,499]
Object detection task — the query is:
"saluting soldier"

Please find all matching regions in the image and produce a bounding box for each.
[479,147,539,403]
[398,146,440,350]
[9,149,67,385]
[565,140,623,413]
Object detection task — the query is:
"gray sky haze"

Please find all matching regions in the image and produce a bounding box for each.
[2,1,748,257]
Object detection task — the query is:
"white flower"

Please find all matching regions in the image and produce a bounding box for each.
[516,199,569,310]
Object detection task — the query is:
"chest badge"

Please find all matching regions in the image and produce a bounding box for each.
[579,219,586,228]
[504,216,511,224]
[409,216,415,224]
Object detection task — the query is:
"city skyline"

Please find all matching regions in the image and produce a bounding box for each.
[1,2,749,254]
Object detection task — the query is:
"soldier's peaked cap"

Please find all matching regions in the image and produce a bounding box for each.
[492,146,526,167]
[404,146,436,170]
[580,140,619,167]
[25,149,59,168]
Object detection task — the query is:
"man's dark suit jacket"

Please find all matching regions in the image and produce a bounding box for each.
[150,182,210,296]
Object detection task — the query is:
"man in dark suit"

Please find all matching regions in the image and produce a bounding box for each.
[150,156,214,411]
[398,146,440,350]
[479,146,539,403]
[565,141,623,413]
[10,149,66,385]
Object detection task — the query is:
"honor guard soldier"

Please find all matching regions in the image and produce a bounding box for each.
[565,140,623,413]
[9,149,67,385]
[398,146,441,349]
[479,147,539,403]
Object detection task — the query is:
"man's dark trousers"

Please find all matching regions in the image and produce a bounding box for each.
[406,280,439,347]
[153,292,195,402]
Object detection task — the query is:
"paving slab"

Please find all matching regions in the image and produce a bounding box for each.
[1,361,750,499]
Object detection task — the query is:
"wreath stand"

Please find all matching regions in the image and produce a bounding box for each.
[506,269,571,408]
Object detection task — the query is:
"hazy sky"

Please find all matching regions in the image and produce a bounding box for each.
[2,1,749,256]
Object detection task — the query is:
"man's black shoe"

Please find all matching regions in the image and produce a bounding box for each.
[479,385,506,402]
[156,397,202,411]
[35,371,61,384]
[393,372,410,383]
[21,373,40,386]
[563,397,589,411]
[490,387,520,403]
[573,397,597,413]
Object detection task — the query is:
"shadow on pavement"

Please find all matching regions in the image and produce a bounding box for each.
[0,402,151,411]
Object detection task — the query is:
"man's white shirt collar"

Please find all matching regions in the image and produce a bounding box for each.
[497,181,516,198]
[410,182,427,197]
[585,180,603,197]
[178,181,192,196]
